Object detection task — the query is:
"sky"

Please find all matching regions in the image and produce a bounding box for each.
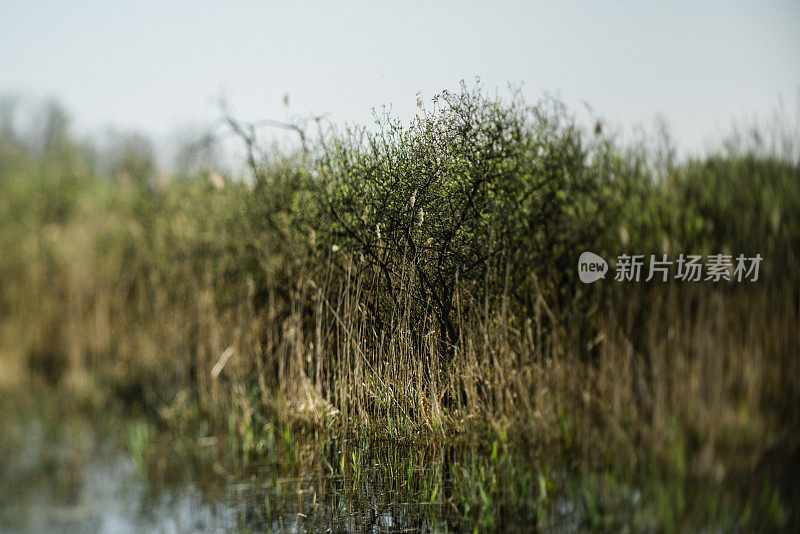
[2,0,799,161]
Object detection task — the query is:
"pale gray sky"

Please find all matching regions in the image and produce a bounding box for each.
[2,0,799,157]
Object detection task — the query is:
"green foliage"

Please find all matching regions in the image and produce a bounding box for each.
[319,84,628,353]
[1,87,798,531]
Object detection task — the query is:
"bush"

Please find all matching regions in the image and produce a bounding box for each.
[317,84,635,358]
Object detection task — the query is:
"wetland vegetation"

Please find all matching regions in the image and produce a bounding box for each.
[1,84,798,531]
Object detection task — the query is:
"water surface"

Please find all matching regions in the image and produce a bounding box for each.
[0,410,455,533]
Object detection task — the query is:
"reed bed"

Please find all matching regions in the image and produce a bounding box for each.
[1,85,798,529]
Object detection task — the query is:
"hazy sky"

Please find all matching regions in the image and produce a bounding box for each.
[2,0,799,157]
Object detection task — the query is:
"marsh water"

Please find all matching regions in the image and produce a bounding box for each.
[0,407,463,533]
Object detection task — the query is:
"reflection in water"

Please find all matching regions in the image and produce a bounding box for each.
[0,414,453,533]
[1,417,234,533]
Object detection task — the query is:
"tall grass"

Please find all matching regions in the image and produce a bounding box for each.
[1,86,798,529]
